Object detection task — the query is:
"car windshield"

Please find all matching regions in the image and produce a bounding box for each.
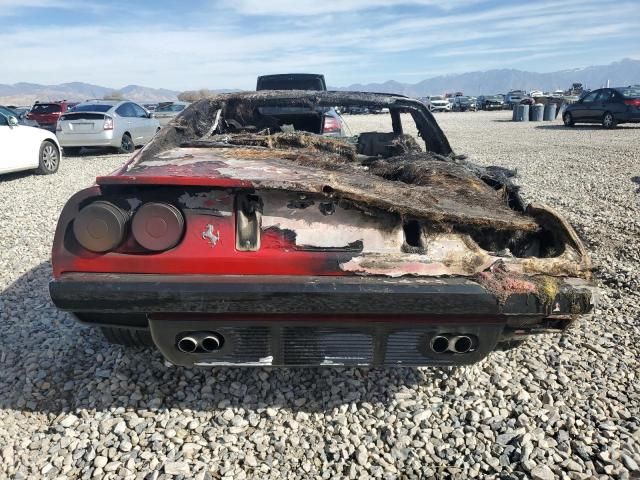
[615,87,640,98]
[72,104,113,112]
[31,103,61,113]
[457,97,470,101]
[0,106,16,117]
[488,96,501,100]
[156,104,185,113]
[431,96,444,101]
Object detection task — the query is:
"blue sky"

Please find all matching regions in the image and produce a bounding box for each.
[1,0,639,90]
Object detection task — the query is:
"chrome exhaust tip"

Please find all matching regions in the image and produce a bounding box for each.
[450,335,473,354]
[177,336,198,353]
[431,335,450,353]
[201,333,224,352]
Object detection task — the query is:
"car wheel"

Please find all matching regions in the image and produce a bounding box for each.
[63,147,82,156]
[35,140,60,175]
[563,112,575,127]
[118,133,135,154]
[602,112,617,129]
[100,327,154,347]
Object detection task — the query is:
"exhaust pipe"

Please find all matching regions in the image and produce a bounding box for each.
[431,335,450,353]
[201,333,224,352]
[177,336,198,353]
[449,335,473,354]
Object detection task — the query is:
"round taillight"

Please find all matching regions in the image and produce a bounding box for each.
[131,202,184,251]
[73,201,128,253]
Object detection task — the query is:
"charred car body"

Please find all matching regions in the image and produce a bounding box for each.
[49,90,594,367]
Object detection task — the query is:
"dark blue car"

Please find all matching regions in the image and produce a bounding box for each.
[563,86,640,128]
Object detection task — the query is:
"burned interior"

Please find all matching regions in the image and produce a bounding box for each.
[127,91,591,278]
[49,91,594,367]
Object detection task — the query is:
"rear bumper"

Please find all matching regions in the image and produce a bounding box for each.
[50,273,593,366]
[617,112,640,123]
[57,131,116,148]
[51,273,504,315]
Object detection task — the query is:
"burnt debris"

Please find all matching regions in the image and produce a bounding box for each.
[132,91,542,232]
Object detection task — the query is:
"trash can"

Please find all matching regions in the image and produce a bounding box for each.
[512,104,518,121]
[532,104,544,121]
[543,103,557,121]
[515,104,529,122]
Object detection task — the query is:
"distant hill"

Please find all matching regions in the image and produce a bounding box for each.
[2,58,638,106]
[0,82,180,106]
[334,58,640,96]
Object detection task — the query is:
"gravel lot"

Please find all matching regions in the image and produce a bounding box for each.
[1,112,639,479]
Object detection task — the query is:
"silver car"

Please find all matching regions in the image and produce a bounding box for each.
[153,102,189,126]
[56,100,160,154]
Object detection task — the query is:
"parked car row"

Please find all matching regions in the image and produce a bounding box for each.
[0,98,175,177]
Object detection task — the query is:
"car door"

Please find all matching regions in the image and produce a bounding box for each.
[574,90,600,122]
[131,103,155,142]
[590,89,612,121]
[125,102,146,144]
[115,103,135,142]
[0,113,38,173]
[606,89,627,118]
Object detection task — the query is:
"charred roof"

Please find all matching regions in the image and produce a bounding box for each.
[139,90,452,160]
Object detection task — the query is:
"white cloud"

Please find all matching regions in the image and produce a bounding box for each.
[0,25,362,89]
[218,0,480,16]
[0,0,105,16]
[0,0,637,88]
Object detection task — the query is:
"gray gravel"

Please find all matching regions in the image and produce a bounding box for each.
[1,113,639,479]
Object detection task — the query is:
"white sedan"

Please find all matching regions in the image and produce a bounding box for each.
[0,105,61,175]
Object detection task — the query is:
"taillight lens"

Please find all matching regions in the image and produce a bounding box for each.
[103,116,114,130]
[624,99,640,107]
[323,115,342,134]
[131,203,184,251]
[73,201,128,253]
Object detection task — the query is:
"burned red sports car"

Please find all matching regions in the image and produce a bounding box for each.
[49,91,594,367]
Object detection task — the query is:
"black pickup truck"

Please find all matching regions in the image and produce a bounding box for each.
[255,73,344,136]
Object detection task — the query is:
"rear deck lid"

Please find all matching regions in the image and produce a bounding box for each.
[60,112,109,133]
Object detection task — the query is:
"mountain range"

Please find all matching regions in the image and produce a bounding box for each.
[336,58,640,96]
[1,58,638,106]
[0,83,180,106]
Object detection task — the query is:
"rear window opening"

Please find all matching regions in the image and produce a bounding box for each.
[273,113,323,135]
[61,113,106,121]
[72,104,113,113]
[615,87,640,98]
[31,104,61,114]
